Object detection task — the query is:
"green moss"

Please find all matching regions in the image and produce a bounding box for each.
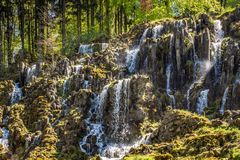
[124,154,157,160]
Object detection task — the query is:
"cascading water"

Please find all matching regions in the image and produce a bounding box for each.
[126,47,140,73]
[79,44,93,54]
[152,25,163,39]
[166,35,176,107]
[126,28,149,73]
[166,64,176,108]
[110,79,130,141]
[219,87,229,114]
[79,43,109,54]
[11,82,23,104]
[187,61,212,110]
[26,64,37,83]
[79,85,109,155]
[196,89,209,114]
[2,82,23,151]
[212,20,224,80]
[0,127,9,151]
[74,64,83,74]
[80,78,150,159]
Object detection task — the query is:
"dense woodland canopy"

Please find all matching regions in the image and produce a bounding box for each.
[0,0,239,75]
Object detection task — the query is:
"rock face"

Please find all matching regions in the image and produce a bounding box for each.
[1,7,240,160]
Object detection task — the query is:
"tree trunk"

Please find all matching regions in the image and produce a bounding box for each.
[28,5,31,56]
[61,0,66,53]
[105,0,110,35]
[37,0,45,60]
[77,0,82,43]
[18,0,25,52]
[90,0,95,27]
[99,0,103,32]
[6,1,13,66]
[86,0,90,32]
[124,8,128,33]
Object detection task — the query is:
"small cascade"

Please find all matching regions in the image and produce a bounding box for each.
[62,78,70,98]
[152,25,163,39]
[79,85,109,155]
[80,78,151,159]
[79,43,109,54]
[100,133,151,160]
[2,82,23,151]
[166,35,176,107]
[0,127,9,150]
[126,47,140,73]
[79,44,93,54]
[187,60,212,110]
[166,64,176,107]
[11,82,23,104]
[196,89,209,114]
[26,64,37,83]
[212,20,224,80]
[219,87,229,114]
[126,28,149,73]
[73,64,83,74]
[110,79,130,141]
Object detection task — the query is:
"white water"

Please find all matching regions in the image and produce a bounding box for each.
[166,35,176,107]
[26,64,37,83]
[187,61,212,110]
[100,133,151,160]
[212,20,224,80]
[2,82,23,151]
[110,79,130,141]
[219,87,229,114]
[166,65,176,107]
[126,28,149,73]
[0,128,9,150]
[62,78,70,97]
[80,79,151,159]
[196,89,209,114]
[152,25,163,39]
[80,85,109,155]
[126,47,140,73]
[79,44,93,54]
[11,82,23,104]
[79,43,109,54]
[74,64,83,74]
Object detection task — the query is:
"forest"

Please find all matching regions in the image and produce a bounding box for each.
[1,0,240,159]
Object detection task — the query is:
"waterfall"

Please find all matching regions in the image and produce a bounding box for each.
[74,64,83,74]
[152,25,163,39]
[187,61,212,110]
[166,64,176,108]
[26,64,37,83]
[111,79,130,141]
[126,28,149,73]
[212,20,224,80]
[219,87,229,114]
[0,128,9,150]
[79,43,109,54]
[79,44,93,54]
[62,78,70,97]
[126,47,140,73]
[80,78,150,159]
[80,85,109,155]
[196,89,209,114]
[11,82,23,104]
[2,82,23,151]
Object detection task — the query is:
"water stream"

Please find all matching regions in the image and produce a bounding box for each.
[219,87,229,114]
[196,89,209,114]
